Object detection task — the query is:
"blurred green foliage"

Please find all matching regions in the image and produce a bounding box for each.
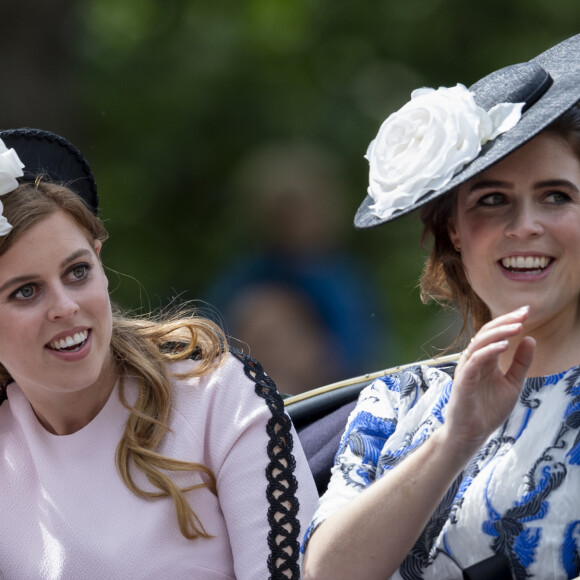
[5,0,579,371]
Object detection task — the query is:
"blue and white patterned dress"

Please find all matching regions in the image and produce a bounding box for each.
[302,363,580,579]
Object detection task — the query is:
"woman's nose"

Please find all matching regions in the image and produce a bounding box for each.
[505,203,544,238]
[47,287,80,321]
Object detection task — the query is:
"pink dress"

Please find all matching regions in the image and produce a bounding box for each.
[0,351,318,579]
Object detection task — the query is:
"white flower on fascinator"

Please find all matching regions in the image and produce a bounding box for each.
[366,84,524,220]
[0,138,25,235]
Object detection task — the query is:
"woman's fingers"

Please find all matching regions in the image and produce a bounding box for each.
[482,305,530,329]
[448,307,535,449]
[457,338,510,385]
[463,325,518,359]
[505,336,536,386]
[459,306,530,370]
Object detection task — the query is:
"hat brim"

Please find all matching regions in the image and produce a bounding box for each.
[354,34,580,229]
[0,128,98,213]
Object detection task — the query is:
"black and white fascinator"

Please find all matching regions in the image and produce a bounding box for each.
[355,34,580,229]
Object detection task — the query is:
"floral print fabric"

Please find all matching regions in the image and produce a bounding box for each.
[302,363,580,579]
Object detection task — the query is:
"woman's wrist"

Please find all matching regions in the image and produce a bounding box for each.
[434,423,484,469]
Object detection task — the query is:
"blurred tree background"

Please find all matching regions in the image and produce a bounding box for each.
[1,0,578,378]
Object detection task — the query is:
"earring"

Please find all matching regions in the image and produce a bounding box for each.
[454,244,461,253]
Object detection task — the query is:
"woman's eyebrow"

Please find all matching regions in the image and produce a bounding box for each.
[466,179,513,194]
[533,178,580,191]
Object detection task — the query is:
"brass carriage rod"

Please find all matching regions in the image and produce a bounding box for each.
[284,352,462,406]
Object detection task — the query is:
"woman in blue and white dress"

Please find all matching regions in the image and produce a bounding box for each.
[302,34,580,580]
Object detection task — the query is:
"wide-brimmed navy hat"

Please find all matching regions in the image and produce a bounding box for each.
[0,128,98,213]
[355,33,580,229]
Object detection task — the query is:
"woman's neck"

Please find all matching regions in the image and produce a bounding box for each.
[27,357,118,436]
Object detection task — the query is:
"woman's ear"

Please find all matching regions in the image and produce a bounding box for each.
[93,239,108,287]
[448,219,460,252]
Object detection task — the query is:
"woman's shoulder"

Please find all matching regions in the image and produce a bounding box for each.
[167,347,283,417]
[375,361,454,391]
[355,360,456,414]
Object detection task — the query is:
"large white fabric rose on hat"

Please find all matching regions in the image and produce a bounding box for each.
[366,84,523,220]
[0,138,25,235]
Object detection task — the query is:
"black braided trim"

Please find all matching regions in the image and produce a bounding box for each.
[231,347,302,580]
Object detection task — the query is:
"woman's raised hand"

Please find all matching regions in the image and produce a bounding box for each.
[444,306,536,456]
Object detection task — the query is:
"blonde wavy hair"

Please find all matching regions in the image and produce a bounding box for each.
[0,181,227,540]
[419,105,580,341]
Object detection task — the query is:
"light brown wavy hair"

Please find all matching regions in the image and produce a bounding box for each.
[419,104,580,341]
[0,181,227,540]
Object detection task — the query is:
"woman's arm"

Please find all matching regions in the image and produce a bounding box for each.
[217,351,319,580]
[302,307,535,580]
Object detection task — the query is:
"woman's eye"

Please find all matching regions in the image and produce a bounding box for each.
[12,284,36,301]
[545,191,571,204]
[68,263,90,281]
[478,192,506,206]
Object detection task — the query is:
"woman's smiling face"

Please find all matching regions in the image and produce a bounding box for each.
[0,210,113,402]
[449,132,580,327]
